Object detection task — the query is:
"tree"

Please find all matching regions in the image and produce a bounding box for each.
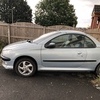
[35,0,77,27]
[0,0,32,23]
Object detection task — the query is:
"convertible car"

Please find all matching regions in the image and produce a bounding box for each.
[1,30,100,77]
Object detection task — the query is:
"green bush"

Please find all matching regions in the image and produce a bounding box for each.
[0,41,8,53]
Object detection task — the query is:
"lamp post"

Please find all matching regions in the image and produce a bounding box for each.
[11,7,15,23]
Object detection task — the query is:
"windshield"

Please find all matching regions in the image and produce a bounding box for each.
[33,31,59,43]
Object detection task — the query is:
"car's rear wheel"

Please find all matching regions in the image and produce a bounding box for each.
[95,64,100,77]
[14,58,36,77]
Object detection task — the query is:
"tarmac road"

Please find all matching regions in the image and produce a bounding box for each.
[0,66,100,100]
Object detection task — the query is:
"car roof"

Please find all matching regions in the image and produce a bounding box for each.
[43,30,86,38]
[56,30,86,34]
[42,30,86,37]
[33,30,100,45]
[33,30,87,43]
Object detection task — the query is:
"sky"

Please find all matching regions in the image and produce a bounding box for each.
[27,0,100,28]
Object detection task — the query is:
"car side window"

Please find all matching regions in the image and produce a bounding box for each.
[84,36,96,48]
[65,35,84,48]
[45,34,70,48]
[45,34,96,48]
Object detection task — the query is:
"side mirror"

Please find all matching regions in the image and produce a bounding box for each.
[46,43,56,48]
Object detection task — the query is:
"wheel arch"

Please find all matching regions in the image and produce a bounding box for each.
[13,56,38,70]
[95,62,100,71]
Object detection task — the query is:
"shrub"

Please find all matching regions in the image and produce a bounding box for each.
[0,40,8,53]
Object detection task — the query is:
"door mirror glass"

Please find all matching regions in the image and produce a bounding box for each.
[46,43,55,48]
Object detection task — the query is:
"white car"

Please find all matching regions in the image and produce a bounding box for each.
[1,30,100,77]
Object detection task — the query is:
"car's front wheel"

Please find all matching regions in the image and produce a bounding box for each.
[14,58,37,77]
[95,64,100,77]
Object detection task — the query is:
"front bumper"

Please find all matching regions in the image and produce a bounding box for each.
[2,62,13,69]
[0,55,13,69]
[1,55,11,61]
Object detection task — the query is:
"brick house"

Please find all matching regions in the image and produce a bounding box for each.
[91,5,100,29]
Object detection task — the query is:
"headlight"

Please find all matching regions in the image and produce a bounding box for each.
[1,49,12,56]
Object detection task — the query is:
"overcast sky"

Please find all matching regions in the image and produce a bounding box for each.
[27,0,100,28]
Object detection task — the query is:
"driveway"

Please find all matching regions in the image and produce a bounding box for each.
[0,66,100,100]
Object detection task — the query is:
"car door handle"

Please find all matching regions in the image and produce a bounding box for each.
[77,52,83,57]
[77,52,82,55]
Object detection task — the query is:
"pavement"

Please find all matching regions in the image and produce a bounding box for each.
[0,65,100,100]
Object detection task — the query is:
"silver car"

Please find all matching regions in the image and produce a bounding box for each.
[1,30,100,77]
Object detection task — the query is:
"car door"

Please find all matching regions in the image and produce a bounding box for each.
[81,35,98,70]
[41,34,87,70]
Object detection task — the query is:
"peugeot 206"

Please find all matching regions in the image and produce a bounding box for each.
[1,30,100,77]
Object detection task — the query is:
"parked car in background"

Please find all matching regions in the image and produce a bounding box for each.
[1,30,100,77]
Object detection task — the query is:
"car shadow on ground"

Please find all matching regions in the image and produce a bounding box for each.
[2,66,95,79]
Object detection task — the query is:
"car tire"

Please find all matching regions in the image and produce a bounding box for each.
[95,64,100,77]
[14,58,37,77]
